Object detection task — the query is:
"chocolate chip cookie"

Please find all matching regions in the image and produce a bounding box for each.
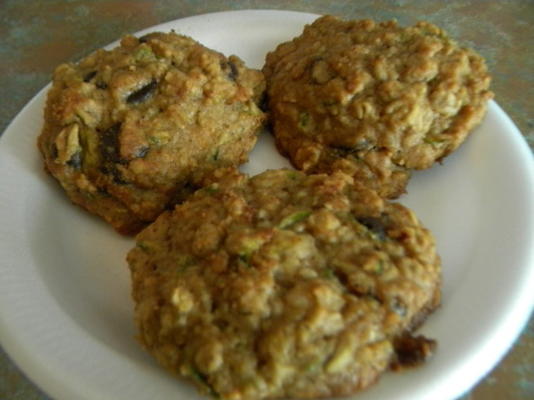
[263,16,492,198]
[38,32,265,234]
[128,168,441,399]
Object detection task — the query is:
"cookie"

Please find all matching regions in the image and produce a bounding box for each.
[128,168,441,399]
[263,16,493,198]
[38,32,265,234]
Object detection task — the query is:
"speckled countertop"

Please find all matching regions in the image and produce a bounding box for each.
[0,1,532,399]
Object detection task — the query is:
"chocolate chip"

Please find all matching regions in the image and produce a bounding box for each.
[134,146,149,159]
[127,80,157,104]
[390,297,407,316]
[100,123,122,163]
[99,123,129,184]
[333,140,372,157]
[228,61,239,81]
[221,60,239,81]
[66,151,82,170]
[50,143,58,159]
[357,216,387,240]
[83,71,97,83]
[138,33,156,43]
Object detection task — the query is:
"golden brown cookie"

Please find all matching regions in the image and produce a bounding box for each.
[128,168,441,399]
[38,32,265,234]
[263,16,493,198]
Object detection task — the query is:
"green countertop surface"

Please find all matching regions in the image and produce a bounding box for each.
[1,1,532,399]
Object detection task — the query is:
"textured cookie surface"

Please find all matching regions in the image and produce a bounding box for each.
[128,168,441,399]
[38,32,265,234]
[263,16,493,198]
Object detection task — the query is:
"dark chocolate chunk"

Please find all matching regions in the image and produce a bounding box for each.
[66,151,82,170]
[127,80,157,104]
[357,216,387,240]
[390,297,407,316]
[221,60,239,81]
[134,146,150,159]
[83,70,97,83]
[138,33,157,43]
[100,123,122,163]
[99,123,129,184]
[228,61,239,81]
[50,143,58,159]
[332,140,372,157]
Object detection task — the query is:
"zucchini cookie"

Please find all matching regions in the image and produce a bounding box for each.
[263,16,493,198]
[38,32,265,234]
[128,168,441,399]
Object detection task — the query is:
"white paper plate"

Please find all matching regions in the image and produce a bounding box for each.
[0,10,533,400]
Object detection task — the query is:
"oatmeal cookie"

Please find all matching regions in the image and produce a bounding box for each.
[263,16,493,198]
[128,168,441,399]
[38,32,265,234]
